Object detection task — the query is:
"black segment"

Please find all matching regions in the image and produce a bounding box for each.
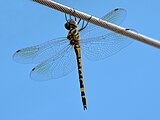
[84,106,87,110]
[82,97,87,110]
[81,91,85,96]
[16,50,21,53]
[114,8,119,11]
[80,80,84,88]
[78,70,82,75]
[32,68,35,71]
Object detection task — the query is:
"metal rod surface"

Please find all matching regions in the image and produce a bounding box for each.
[32,0,160,48]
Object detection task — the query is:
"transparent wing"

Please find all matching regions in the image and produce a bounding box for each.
[13,37,69,64]
[80,8,127,39]
[80,30,133,61]
[30,46,76,81]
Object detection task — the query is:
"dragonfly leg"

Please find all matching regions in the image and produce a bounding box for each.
[71,8,78,21]
[65,13,68,22]
[79,16,92,32]
[65,8,76,21]
[70,8,76,20]
[70,8,84,26]
[77,18,81,25]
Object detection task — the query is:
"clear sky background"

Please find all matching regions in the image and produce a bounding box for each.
[1,0,160,120]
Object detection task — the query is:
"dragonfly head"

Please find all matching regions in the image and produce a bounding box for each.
[65,19,77,30]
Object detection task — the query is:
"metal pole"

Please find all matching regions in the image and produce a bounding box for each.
[32,0,160,48]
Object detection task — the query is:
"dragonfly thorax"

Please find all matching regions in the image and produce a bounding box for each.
[65,19,80,46]
[67,27,80,46]
[65,19,77,30]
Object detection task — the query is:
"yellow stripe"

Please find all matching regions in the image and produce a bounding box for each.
[79,74,83,77]
[82,95,86,98]
[78,60,82,65]
[79,63,82,66]
[81,88,85,92]
[76,48,81,57]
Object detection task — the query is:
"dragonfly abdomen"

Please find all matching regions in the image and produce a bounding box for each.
[74,44,87,110]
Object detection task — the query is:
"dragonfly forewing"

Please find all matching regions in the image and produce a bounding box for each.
[13,37,69,64]
[80,8,127,39]
[78,8,133,61]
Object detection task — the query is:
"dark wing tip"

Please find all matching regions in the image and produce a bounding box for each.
[16,50,21,53]
[114,8,126,12]
[32,68,36,71]
[114,8,119,11]
[125,28,130,30]
[125,28,138,33]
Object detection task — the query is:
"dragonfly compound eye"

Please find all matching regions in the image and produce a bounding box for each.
[65,22,70,30]
[65,19,77,30]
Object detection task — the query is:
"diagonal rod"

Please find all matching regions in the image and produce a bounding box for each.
[32,0,160,48]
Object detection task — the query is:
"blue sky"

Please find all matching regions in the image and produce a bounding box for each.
[1,0,160,120]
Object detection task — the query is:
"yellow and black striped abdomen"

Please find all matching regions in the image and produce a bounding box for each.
[74,44,87,110]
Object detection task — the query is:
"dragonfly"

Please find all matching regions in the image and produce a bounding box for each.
[13,8,133,110]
